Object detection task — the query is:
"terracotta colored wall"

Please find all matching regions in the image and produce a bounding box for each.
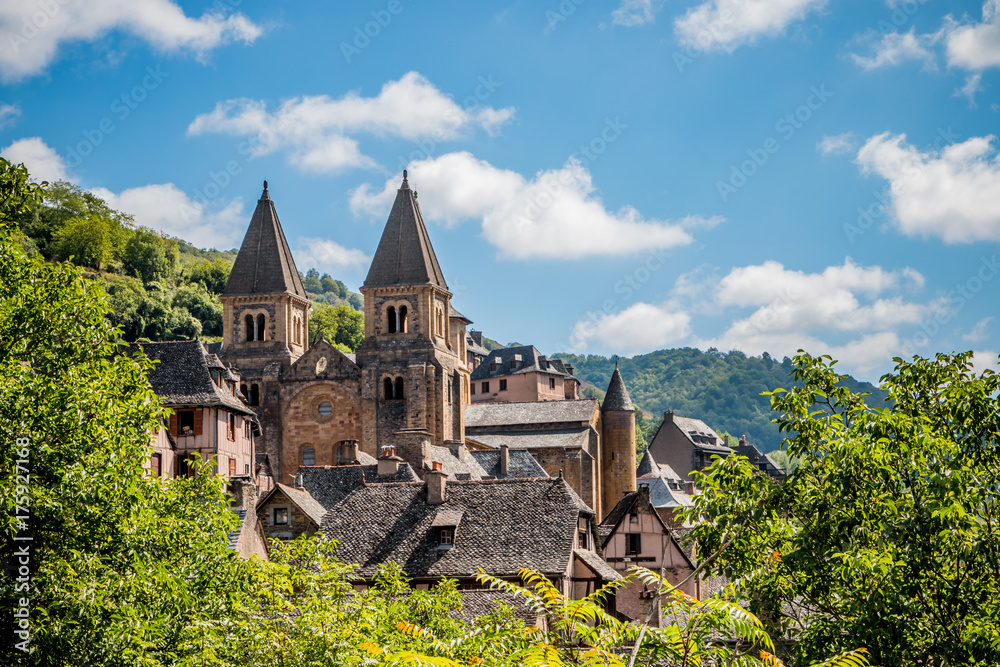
[647,420,697,481]
[601,410,636,516]
[281,381,362,484]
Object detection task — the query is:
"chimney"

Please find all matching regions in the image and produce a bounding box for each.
[740,434,747,446]
[499,444,509,477]
[449,441,465,460]
[564,363,574,377]
[341,440,359,464]
[683,480,695,495]
[471,331,483,346]
[426,463,446,505]
[377,445,402,477]
[665,410,674,422]
[228,477,257,511]
[637,483,651,506]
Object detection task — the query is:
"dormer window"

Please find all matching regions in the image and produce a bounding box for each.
[578,527,588,549]
[438,527,454,548]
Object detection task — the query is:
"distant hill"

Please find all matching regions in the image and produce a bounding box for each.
[555,347,889,454]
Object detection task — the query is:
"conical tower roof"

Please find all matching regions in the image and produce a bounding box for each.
[223,181,306,298]
[602,366,634,412]
[363,171,447,290]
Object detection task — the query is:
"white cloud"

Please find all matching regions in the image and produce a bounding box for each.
[674,0,826,53]
[971,349,1000,373]
[850,29,937,70]
[92,183,247,249]
[1,136,71,182]
[0,0,261,83]
[571,302,691,355]
[855,132,1000,243]
[946,0,1000,70]
[293,238,370,276]
[611,0,665,27]
[817,132,858,156]
[954,73,985,107]
[0,103,20,128]
[350,151,718,259]
[188,72,516,173]
[963,316,993,342]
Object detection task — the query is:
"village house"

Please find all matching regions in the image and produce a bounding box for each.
[731,435,787,480]
[645,411,732,482]
[635,450,695,529]
[599,485,698,624]
[320,470,623,605]
[469,345,579,403]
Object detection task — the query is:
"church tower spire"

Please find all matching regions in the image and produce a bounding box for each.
[356,172,470,468]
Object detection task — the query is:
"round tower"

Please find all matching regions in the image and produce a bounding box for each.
[600,365,637,518]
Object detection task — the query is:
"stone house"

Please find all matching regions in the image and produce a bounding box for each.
[636,450,695,529]
[321,470,622,604]
[465,331,489,372]
[256,483,329,541]
[469,345,579,403]
[646,411,732,482]
[131,340,259,481]
[599,485,698,624]
[731,435,786,479]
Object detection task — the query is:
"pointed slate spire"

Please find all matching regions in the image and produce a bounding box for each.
[363,171,448,290]
[602,366,634,412]
[223,181,306,298]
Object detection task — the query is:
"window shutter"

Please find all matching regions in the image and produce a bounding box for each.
[169,413,177,437]
[193,408,203,436]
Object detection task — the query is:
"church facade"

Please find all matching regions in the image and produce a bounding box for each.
[216,175,634,518]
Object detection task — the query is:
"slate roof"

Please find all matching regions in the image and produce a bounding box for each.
[731,440,786,479]
[468,431,591,451]
[470,345,573,381]
[321,477,593,578]
[598,490,695,569]
[466,332,489,358]
[469,449,549,478]
[227,509,247,550]
[601,367,634,412]
[636,451,694,509]
[662,415,731,453]
[296,464,419,510]
[426,445,488,480]
[465,399,599,429]
[574,549,623,581]
[262,483,328,526]
[128,341,256,415]
[449,305,472,324]
[223,183,306,298]
[452,590,540,625]
[364,173,447,289]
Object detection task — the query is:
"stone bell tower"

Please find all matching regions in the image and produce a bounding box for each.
[355,171,471,470]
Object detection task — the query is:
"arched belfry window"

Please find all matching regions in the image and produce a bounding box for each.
[257,314,266,341]
[394,377,405,400]
[384,377,394,400]
[301,446,315,466]
[399,306,408,333]
[386,306,397,334]
[383,376,406,400]
[244,314,254,342]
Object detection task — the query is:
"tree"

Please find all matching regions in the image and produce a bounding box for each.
[188,258,231,294]
[121,228,177,284]
[172,285,223,337]
[53,212,124,270]
[303,267,322,293]
[310,302,364,351]
[685,351,1000,667]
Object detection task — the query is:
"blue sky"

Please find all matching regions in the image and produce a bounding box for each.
[2,0,999,381]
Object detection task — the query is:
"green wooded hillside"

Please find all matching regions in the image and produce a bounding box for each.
[556,348,889,453]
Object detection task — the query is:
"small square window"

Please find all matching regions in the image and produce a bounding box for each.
[470,383,476,395]
[626,533,641,555]
[274,508,288,525]
[439,527,454,547]
[509,359,516,369]
[481,381,489,394]
[178,410,195,434]
[499,379,507,391]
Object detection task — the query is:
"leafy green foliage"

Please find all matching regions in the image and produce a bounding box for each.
[557,348,889,453]
[310,302,365,351]
[121,228,178,283]
[684,351,1000,666]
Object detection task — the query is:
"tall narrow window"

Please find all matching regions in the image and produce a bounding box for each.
[228,457,236,477]
[150,453,162,478]
[245,314,254,342]
[399,306,408,333]
[228,413,236,441]
[482,381,489,394]
[257,314,266,341]
[386,306,397,334]
[250,384,260,406]
[384,377,394,400]
[394,377,405,400]
[499,379,508,391]
[302,446,315,466]
[626,534,641,555]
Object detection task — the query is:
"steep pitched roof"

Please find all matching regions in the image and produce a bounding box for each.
[601,367,634,412]
[364,172,447,289]
[128,341,256,415]
[426,445,488,480]
[260,483,328,526]
[468,430,591,451]
[296,464,419,509]
[470,345,573,381]
[465,399,599,429]
[731,440,786,479]
[223,182,306,298]
[470,449,549,478]
[321,477,592,578]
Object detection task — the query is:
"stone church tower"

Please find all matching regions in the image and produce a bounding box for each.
[218,181,313,478]
[355,172,471,469]
[601,366,637,512]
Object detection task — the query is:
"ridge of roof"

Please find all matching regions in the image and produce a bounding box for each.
[363,172,448,290]
[223,182,306,298]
